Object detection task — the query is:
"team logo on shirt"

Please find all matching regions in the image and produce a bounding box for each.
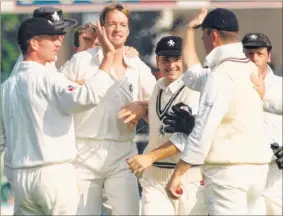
[159,125,165,137]
[67,85,76,92]
[129,84,133,93]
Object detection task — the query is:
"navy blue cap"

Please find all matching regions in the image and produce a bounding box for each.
[33,7,77,29]
[194,8,239,32]
[155,36,182,57]
[242,33,272,49]
[17,17,66,45]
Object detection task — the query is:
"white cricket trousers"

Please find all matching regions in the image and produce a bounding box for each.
[4,163,79,215]
[252,161,283,215]
[75,138,140,215]
[140,165,207,215]
[204,164,269,215]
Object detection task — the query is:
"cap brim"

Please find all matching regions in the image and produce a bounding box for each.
[242,41,270,48]
[54,18,78,30]
[156,50,181,57]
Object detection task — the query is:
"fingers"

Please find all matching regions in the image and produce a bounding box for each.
[125,46,139,57]
[127,157,143,174]
[163,118,177,127]
[276,158,283,169]
[163,126,176,134]
[118,109,132,119]
[165,186,182,200]
[275,148,283,158]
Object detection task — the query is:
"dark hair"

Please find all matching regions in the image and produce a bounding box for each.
[73,22,96,48]
[99,4,130,26]
[19,42,29,56]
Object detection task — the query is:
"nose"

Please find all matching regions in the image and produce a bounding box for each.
[249,53,259,63]
[168,61,176,70]
[114,24,122,32]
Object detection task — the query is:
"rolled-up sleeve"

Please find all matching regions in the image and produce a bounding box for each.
[173,72,233,165]
[51,69,114,114]
[263,76,282,114]
[183,64,211,92]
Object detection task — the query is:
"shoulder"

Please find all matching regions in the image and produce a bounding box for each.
[71,47,100,63]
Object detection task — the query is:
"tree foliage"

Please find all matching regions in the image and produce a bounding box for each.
[1,14,25,82]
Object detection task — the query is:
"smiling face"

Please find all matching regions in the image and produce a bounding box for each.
[156,56,183,85]
[103,9,130,48]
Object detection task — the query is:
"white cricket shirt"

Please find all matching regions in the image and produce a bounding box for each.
[1,61,113,168]
[61,47,156,141]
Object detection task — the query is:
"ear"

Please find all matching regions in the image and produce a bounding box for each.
[211,30,218,42]
[156,56,160,67]
[30,39,39,51]
[126,27,130,38]
[267,52,271,63]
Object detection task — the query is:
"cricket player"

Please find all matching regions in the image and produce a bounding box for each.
[60,4,156,215]
[165,8,273,215]
[1,16,118,215]
[10,7,77,76]
[120,36,206,215]
[242,32,282,215]
[72,22,99,54]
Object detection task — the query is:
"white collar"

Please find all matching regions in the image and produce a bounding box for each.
[158,75,184,93]
[19,61,46,72]
[264,65,275,83]
[204,42,246,70]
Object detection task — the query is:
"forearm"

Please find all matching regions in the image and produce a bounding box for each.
[172,160,192,177]
[148,140,180,163]
[182,28,201,72]
[140,100,149,122]
[99,51,115,73]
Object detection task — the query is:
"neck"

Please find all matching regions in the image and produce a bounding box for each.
[261,66,269,79]
[113,46,124,66]
[164,78,173,87]
[24,53,46,66]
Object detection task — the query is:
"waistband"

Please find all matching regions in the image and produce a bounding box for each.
[143,165,204,185]
[76,137,134,144]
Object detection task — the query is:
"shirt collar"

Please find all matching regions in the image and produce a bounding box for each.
[204,42,246,70]
[92,46,137,68]
[158,75,184,93]
[19,61,46,72]
[264,65,275,83]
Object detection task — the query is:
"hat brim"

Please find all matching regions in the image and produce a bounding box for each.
[242,41,271,48]
[53,18,78,30]
[156,50,181,57]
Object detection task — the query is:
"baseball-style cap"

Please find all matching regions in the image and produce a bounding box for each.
[17,17,66,45]
[33,7,77,29]
[194,8,239,32]
[242,33,272,49]
[155,36,182,57]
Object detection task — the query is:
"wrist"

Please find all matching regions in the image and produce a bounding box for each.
[148,152,157,163]
[104,51,115,58]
